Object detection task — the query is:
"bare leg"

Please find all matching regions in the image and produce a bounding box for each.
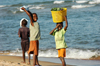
[36,41,40,66]
[33,54,36,66]
[22,51,26,63]
[28,52,30,64]
[59,57,66,66]
[36,56,40,65]
[33,40,40,66]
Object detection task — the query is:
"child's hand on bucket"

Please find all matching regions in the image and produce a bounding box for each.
[64,16,67,20]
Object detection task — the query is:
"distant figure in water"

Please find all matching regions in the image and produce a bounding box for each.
[50,16,68,66]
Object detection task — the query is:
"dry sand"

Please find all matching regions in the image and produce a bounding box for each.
[0,55,73,66]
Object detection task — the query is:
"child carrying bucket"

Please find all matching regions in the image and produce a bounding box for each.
[50,8,68,66]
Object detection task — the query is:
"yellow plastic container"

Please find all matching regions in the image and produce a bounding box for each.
[51,8,67,23]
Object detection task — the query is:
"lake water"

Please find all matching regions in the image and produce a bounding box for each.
[0,0,100,59]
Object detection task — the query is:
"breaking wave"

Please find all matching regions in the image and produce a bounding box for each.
[0,5,6,8]
[53,1,64,4]
[89,0,100,4]
[71,5,95,9]
[76,1,88,3]
[0,48,100,59]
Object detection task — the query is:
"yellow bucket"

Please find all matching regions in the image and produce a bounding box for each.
[51,8,67,23]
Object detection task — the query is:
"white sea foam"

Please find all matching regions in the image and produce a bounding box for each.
[53,1,64,4]
[29,6,44,9]
[38,48,100,59]
[71,5,95,9]
[66,48,100,59]
[0,5,6,8]
[29,5,45,9]
[89,0,100,4]
[11,11,17,14]
[76,1,88,3]
[39,49,58,57]
[18,5,44,12]
[1,48,100,59]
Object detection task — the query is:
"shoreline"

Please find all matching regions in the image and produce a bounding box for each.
[0,55,73,66]
[89,56,100,60]
[0,55,100,66]
[0,52,100,60]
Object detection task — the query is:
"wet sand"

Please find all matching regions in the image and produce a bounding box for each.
[0,55,73,66]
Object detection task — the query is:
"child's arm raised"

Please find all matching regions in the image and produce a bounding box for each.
[49,24,60,35]
[49,27,56,35]
[64,16,68,30]
[21,7,34,26]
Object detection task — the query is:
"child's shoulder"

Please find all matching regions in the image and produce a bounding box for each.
[19,27,22,30]
[25,27,29,30]
[19,27,29,29]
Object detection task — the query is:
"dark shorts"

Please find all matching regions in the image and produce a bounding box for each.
[21,41,29,52]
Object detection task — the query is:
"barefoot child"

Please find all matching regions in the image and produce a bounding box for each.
[18,18,30,64]
[50,16,68,66]
[21,7,41,66]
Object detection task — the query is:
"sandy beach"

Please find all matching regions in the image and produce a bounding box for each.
[0,55,100,66]
[89,56,100,60]
[0,55,73,66]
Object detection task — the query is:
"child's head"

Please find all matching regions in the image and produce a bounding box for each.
[32,13,38,22]
[56,22,63,30]
[22,19,27,26]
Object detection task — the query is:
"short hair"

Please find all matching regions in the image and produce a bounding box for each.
[56,22,63,27]
[22,19,27,26]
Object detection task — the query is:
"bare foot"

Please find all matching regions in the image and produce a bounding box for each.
[27,62,30,65]
[21,61,26,63]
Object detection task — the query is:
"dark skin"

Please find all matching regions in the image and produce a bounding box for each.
[21,7,40,66]
[50,16,68,35]
[18,25,26,37]
[50,16,68,66]
[18,25,30,64]
[21,7,38,26]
